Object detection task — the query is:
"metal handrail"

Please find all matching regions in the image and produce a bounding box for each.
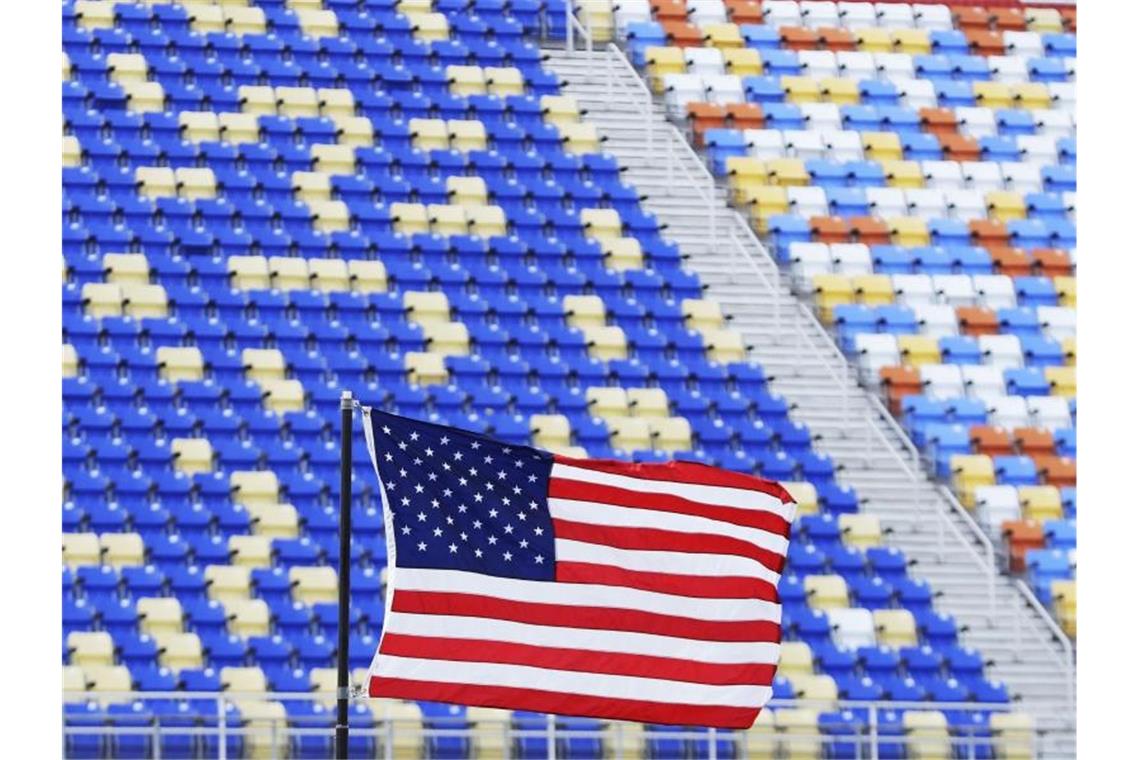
[1014,578,1077,712]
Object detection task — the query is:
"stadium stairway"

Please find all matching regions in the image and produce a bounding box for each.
[544,42,1075,751]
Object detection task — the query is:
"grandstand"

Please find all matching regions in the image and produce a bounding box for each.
[62,0,1075,757]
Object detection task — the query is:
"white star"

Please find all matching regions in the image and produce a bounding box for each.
[459,477,468,486]
[458,504,468,513]
[442,463,451,471]
[502,447,512,454]
[497,470,507,480]
[528,474,537,482]
[428,472,437,481]
[474,493,484,503]
[440,436,449,446]
[449,543,458,553]
[385,481,396,491]
[473,519,482,529]
[382,425,391,435]
[529,501,538,510]
[460,532,468,541]
[446,515,454,525]
[454,451,463,461]
[520,539,529,548]
[399,468,408,478]
[430,498,439,508]
[417,541,427,551]
[534,526,544,535]
[413,457,422,466]
[535,555,544,564]
[488,509,498,518]
[398,441,408,451]
[470,467,478,477]
[414,484,424,493]
[517,512,526,521]
[502,497,511,507]
[384,452,393,462]
[503,551,513,561]
[400,497,410,507]
[425,447,434,457]
[485,482,494,491]
[514,459,523,468]
[513,486,522,495]
[409,432,419,441]
[443,488,453,497]
[488,535,498,545]
[504,524,514,534]
[474,548,483,558]
[433,527,443,537]
[417,512,427,522]
[401,525,411,535]
[484,455,493,464]
[471,441,480,450]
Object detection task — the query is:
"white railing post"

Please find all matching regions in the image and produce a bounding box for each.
[546,713,556,760]
[564,0,572,50]
[217,696,226,760]
[868,706,879,760]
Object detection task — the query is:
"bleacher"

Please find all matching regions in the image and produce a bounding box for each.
[62,0,1050,757]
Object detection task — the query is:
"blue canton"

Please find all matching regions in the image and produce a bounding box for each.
[368,410,557,582]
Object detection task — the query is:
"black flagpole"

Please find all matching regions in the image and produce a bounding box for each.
[334,390,354,758]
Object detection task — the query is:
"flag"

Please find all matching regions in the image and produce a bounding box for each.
[361,408,796,729]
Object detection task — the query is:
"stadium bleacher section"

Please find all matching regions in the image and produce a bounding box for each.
[62,0,1059,756]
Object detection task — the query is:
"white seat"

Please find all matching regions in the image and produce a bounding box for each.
[979,335,1024,369]
[1062,192,1077,221]
[800,103,842,132]
[956,107,998,138]
[896,78,937,109]
[1027,396,1072,430]
[921,365,965,400]
[1000,162,1042,193]
[913,304,959,337]
[704,75,746,106]
[988,55,1029,84]
[802,1,841,29]
[922,161,965,191]
[905,188,948,218]
[931,275,976,308]
[962,366,1006,400]
[800,51,840,78]
[1017,135,1059,166]
[1049,82,1076,112]
[913,3,953,31]
[829,608,877,649]
[837,2,877,30]
[892,274,938,307]
[745,129,786,160]
[790,242,833,293]
[612,0,651,33]
[961,161,1004,192]
[988,396,1032,429]
[763,0,803,27]
[662,74,705,119]
[972,275,1018,310]
[836,51,876,81]
[686,0,727,25]
[866,188,908,218]
[1004,31,1045,59]
[822,130,864,162]
[1033,110,1074,139]
[855,334,900,385]
[874,53,915,80]
[944,189,987,221]
[1037,306,1076,340]
[975,485,1021,536]
[831,243,873,276]
[787,186,829,217]
[684,47,725,77]
[875,2,914,28]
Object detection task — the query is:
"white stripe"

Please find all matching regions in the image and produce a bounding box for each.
[382,611,781,664]
[550,498,790,556]
[556,539,781,587]
[396,568,781,622]
[551,463,796,522]
[371,655,773,708]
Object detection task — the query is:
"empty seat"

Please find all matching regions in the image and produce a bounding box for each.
[136,597,184,636]
[100,533,145,567]
[874,609,918,647]
[171,438,213,475]
[290,567,338,605]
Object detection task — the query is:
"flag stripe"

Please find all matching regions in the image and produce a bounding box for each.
[377,633,778,686]
[552,455,795,504]
[556,538,781,586]
[391,590,782,643]
[556,561,780,601]
[369,679,760,729]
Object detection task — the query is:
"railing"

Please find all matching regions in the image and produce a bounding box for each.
[62,692,1075,760]
[1014,578,1077,713]
[564,2,592,54]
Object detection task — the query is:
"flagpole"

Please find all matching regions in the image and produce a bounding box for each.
[335,390,354,759]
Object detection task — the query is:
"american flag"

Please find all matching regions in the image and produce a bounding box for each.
[361,409,796,729]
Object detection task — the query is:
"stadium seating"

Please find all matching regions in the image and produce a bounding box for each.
[62,0,1041,755]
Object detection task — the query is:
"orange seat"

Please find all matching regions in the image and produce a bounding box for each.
[1030,248,1073,277]
[662,21,704,47]
[1036,456,1076,488]
[954,7,992,31]
[880,366,922,416]
[1013,427,1056,457]
[1002,519,1044,573]
[726,103,765,129]
[1060,6,1076,31]
[989,246,1033,277]
[939,134,981,162]
[818,27,857,51]
[725,0,763,24]
[850,216,891,245]
[966,29,1005,56]
[970,219,1010,247]
[781,26,821,52]
[811,216,852,244]
[919,107,959,137]
[992,8,1027,31]
[970,425,1014,458]
[957,306,1000,336]
[651,0,688,21]
[688,103,728,147]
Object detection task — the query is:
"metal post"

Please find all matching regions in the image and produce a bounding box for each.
[218,696,227,760]
[706,727,717,759]
[868,706,879,760]
[335,391,355,759]
[565,0,572,50]
[546,713,556,760]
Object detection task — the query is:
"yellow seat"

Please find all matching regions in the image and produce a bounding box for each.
[874,609,918,647]
[777,641,814,679]
[468,205,508,237]
[348,260,388,293]
[136,167,177,198]
[744,710,777,758]
[447,176,488,207]
[703,22,744,49]
[231,471,280,508]
[310,199,350,232]
[986,190,1027,221]
[154,632,204,671]
[64,665,86,701]
[781,481,818,515]
[156,346,205,382]
[726,157,770,205]
[608,417,652,453]
[184,3,226,33]
[563,294,607,329]
[723,48,763,77]
[408,11,450,41]
[892,28,931,55]
[775,708,823,758]
[238,85,278,115]
[63,344,79,378]
[224,6,267,35]
[289,566,339,605]
[333,114,374,146]
[236,699,290,759]
[744,186,789,231]
[397,0,434,11]
[261,379,306,413]
[863,132,904,162]
[558,123,601,154]
[991,713,1036,759]
[107,53,148,85]
[581,208,623,240]
[84,665,133,697]
[540,95,582,126]
[136,598,184,636]
[889,216,930,245]
[790,673,838,707]
[766,157,810,187]
[1045,366,1075,398]
[422,322,471,356]
[316,87,355,119]
[856,27,892,52]
[376,700,426,754]
[227,255,271,289]
[122,81,165,113]
[63,52,73,81]
[601,238,643,271]
[104,253,150,285]
[819,77,860,105]
[121,283,168,318]
[63,135,83,167]
[898,335,940,366]
[1026,7,1063,32]
[311,143,357,174]
[904,710,950,760]
[1063,337,1076,366]
[1019,486,1063,522]
[626,388,670,418]
[804,574,849,610]
[682,298,726,331]
[853,274,896,306]
[229,535,273,568]
[63,533,102,567]
[219,112,262,143]
[469,706,514,758]
[530,414,571,449]
[447,65,487,96]
[577,0,615,42]
[485,67,525,96]
[390,202,430,234]
[1052,580,1076,639]
[812,274,855,323]
[276,86,320,117]
[75,0,116,29]
[171,438,214,475]
[448,120,488,151]
[180,111,221,143]
[586,387,629,418]
[645,47,686,93]
[68,632,115,668]
[225,600,272,637]
[267,256,311,291]
[205,565,252,603]
[883,160,925,190]
[705,328,747,362]
[1013,82,1052,110]
[409,117,450,151]
[951,454,995,508]
[406,351,449,385]
[782,75,821,104]
[404,291,451,325]
[297,8,341,37]
[839,514,881,547]
[246,503,300,539]
[582,325,628,360]
[308,258,351,292]
[221,667,268,694]
[1054,276,1076,308]
[648,417,692,452]
[173,167,216,199]
[974,82,1014,109]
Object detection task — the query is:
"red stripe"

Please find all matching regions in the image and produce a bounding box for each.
[553,517,788,575]
[554,454,795,504]
[549,478,791,538]
[369,677,760,729]
[556,561,779,601]
[378,633,777,686]
[392,590,781,643]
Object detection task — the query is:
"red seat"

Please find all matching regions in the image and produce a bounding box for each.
[1030,248,1073,278]
[957,306,1000,336]
[1035,456,1076,488]
[726,103,764,130]
[687,103,728,147]
[970,425,1014,457]
[938,134,981,162]
[725,0,763,24]
[969,219,1010,250]
[818,27,857,51]
[989,246,1033,277]
[954,6,992,31]
[850,216,891,245]
[781,26,822,51]
[880,366,922,416]
[1002,519,1044,574]
[1060,7,1076,32]
[965,29,1005,56]
[811,216,852,244]
[662,20,704,47]
[991,8,1027,31]
[919,107,959,137]
[651,0,688,21]
[1013,427,1056,457]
